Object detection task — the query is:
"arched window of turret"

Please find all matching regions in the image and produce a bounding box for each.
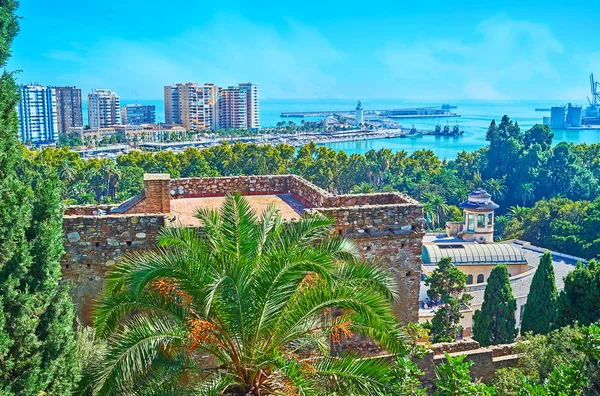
[477,274,484,283]
[488,213,493,227]
[467,274,473,285]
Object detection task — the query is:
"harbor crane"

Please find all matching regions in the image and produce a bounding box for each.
[589,73,600,106]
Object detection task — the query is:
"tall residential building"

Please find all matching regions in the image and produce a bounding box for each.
[87,89,121,128]
[52,86,83,133]
[17,84,58,144]
[203,83,221,130]
[219,86,247,129]
[238,82,260,129]
[121,104,156,125]
[164,83,205,130]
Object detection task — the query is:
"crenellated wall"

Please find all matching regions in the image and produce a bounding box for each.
[62,173,425,326]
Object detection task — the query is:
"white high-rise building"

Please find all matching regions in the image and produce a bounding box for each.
[87,89,121,128]
[17,84,58,144]
[238,82,260,130]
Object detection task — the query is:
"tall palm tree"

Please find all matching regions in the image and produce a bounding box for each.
[517,182,535,206]
[484,178,507,202]
[422,192,449,230]
[507,205,530,222]
[84,194,406,395]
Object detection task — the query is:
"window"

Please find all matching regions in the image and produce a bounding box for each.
[467,274,473,285]
[477,214,485,227]
[488,213,493,227]
[477,274,484,283]
[467,214,475,232]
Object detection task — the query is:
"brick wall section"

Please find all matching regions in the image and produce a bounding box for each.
[126,173,171,214]
[62,213,166,324]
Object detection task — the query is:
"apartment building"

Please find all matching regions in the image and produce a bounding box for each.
[87,89,121,128]
[17,84,58,144]
[219,86,247,129]
[52,86,83,133]
[238,82,260,129]
[121,104,156,125]
[164,83,205,130]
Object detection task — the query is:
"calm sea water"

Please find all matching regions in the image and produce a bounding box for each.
[84,98,596,160]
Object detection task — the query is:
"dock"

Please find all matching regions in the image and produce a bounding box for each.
[281,106,459,119]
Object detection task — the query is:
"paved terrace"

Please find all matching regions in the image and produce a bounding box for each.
[170,194,305,227]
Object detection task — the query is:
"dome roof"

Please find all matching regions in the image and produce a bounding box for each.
[459,188,499,210]
[422,243,527,266]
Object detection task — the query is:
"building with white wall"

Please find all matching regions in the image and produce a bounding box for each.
[17,84,58,144]
[87,89,121,129]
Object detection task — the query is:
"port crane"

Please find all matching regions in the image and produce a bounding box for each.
[589,73,600,106]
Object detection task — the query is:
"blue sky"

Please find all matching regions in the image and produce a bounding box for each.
[8,0,600,100]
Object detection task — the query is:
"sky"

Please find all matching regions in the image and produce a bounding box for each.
[8,0,600,101]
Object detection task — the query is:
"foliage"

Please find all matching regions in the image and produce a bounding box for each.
[493,323,600,395]
[556,259,600,327]
[433,353,495,395]
[521,252,558,335]
[473,265,517,346]
[503,197,600,260]
[84,194,407,395]
[0,3,79,393]
[425,258,472,343]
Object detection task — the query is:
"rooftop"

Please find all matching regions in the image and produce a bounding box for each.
[422,243,527,266]
[468,240,581,304]
[170,194,305,227]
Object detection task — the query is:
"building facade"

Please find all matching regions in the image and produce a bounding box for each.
[238,82,260,129]
[17,84,58,144]
[219,86,247,129]
[52,86,83,133]
[203,83,221,130]
[164,82,223,130]
[165,82,259,131]
[87,89,121,129]
[121,104,156,125]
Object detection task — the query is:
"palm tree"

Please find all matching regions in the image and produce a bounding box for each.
[422,202,436,230]
[484,178,507,202]
[84,194,406,395]
[351,182,375,194]
[422,192,449,230]
[517,182,535,206]
[506,205,530,222]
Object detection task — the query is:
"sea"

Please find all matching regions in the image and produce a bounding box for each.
[84,98,596,160]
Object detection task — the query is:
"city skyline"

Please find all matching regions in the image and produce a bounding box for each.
[8,0,600,101]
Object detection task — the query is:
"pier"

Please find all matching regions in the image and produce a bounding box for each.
[281,106,460,119]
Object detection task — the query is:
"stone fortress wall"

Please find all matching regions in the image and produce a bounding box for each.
[61,173,424,325]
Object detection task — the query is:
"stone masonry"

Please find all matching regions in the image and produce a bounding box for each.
[62,173,424,325]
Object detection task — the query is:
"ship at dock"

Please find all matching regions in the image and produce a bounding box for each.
[406,124,464,137]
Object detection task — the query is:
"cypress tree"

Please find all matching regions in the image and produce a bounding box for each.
[473,265,517,347]
[0,2,79,393]
[521,252,557,335]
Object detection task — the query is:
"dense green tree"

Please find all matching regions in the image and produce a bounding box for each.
[494,323,600,395]
[555,260,600,327]
[0,3,79,393]
[84,194,406,394]
[425,258,472,343]
[521,252,558,335]
[433,353,494,395]
[473,265,517,346]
